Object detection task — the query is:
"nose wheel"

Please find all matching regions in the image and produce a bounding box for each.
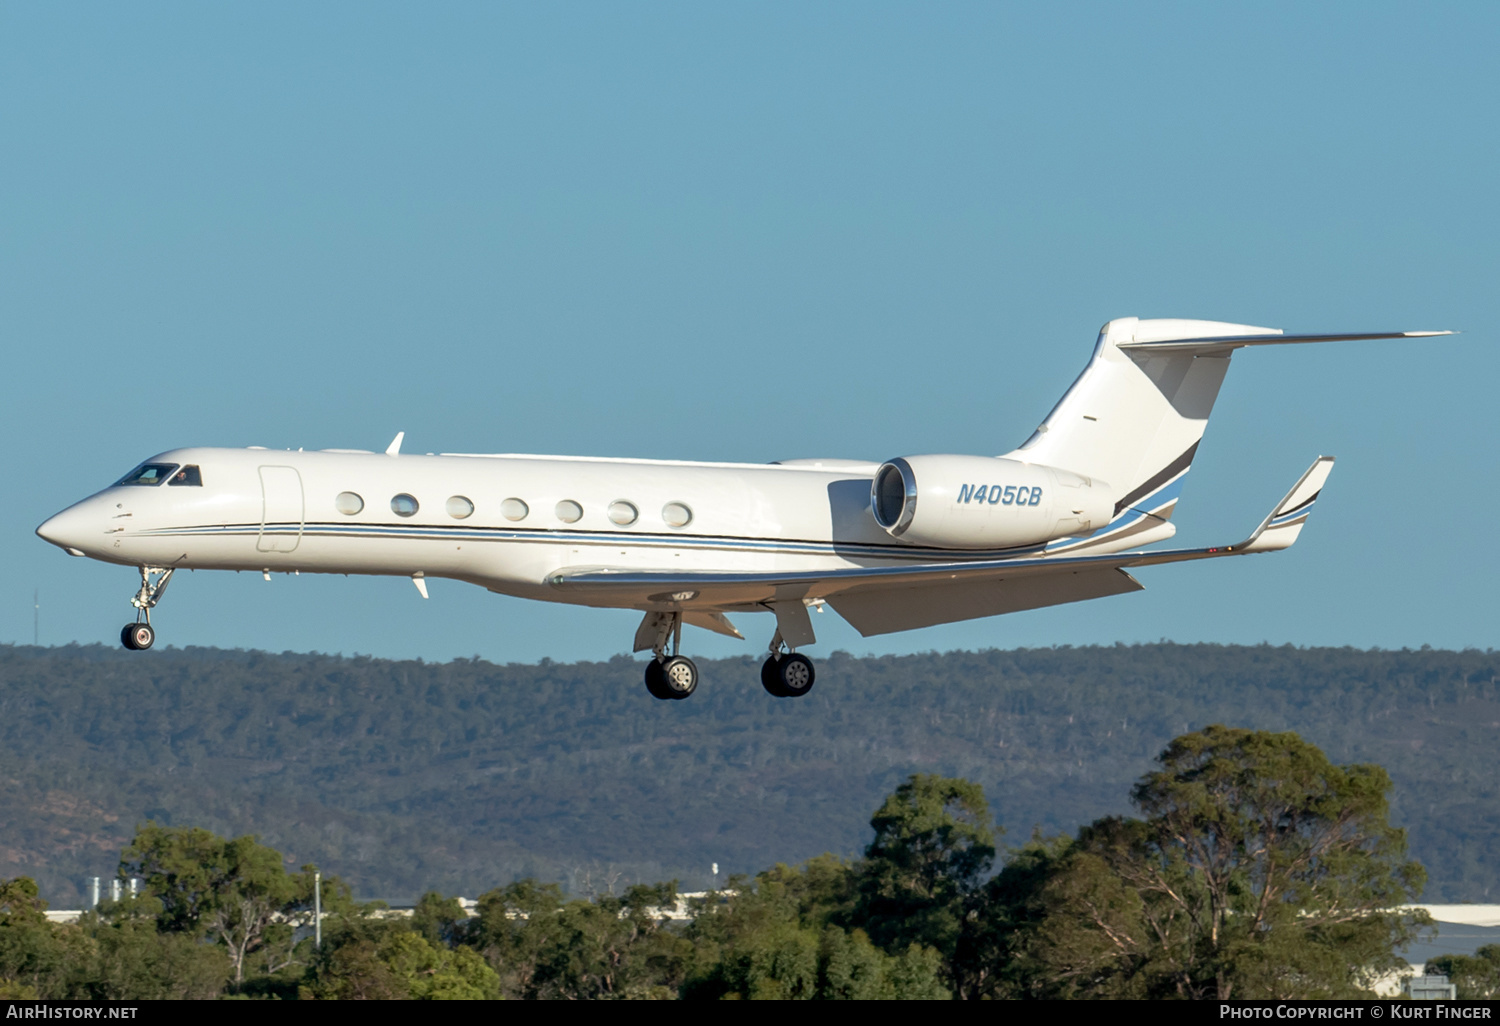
[120,566,173,652]
[121,623,155,651]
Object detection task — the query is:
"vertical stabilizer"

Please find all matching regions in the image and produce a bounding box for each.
[1004,317,1280,526]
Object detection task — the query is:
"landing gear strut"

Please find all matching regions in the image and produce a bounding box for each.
[643,612,699,700]
[121,566,173,651]
[761,629,815,698]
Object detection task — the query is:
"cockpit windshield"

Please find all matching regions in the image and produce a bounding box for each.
[116,463,180,487]
[168,465,202,487]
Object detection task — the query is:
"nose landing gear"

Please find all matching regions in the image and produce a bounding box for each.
[120,566,173,651]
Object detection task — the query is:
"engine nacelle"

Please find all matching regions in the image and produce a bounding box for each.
[871,455,1114,549]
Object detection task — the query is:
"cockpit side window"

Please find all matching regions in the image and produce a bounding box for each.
[167,465,203,487]
[116,463,180,487]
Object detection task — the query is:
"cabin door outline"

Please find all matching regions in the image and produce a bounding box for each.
[257,466,305,553]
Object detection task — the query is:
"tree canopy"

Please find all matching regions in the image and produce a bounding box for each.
[1427,945,1500,1000]
[0,729,1460,999]
[989,726,1429,999]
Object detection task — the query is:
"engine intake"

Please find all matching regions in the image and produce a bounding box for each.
[871,455,1113,549]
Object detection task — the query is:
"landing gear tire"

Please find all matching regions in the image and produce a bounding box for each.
[762,653,814,698]
[761,656,786,697]
[122,623,155,651]
[639,612,699,701]
[644,659,674,700]
[659,656,699,700]
[122,567,172,653]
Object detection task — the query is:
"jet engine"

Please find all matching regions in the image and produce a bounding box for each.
[871,455,1114,549]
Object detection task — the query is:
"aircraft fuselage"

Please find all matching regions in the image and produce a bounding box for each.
[38,446,969,612]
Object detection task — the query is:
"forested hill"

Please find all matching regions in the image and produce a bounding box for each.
[0,642,1495,906]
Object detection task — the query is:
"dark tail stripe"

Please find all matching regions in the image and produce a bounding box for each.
[1275,490,1321,520]
[1113,442,1200,515]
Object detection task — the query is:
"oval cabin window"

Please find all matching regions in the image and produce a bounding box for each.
[555,500,583,524]
[391,494,419,517]
[662,502,693,528]
[446,495,475,519]
[607,500,638,526]
[500,498,529,522]
[335,491,364,515]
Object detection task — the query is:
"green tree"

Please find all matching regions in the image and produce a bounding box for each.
[0,878,46,921]
[0,877,79,998]
[684,860,948,1000]
[300,897,498,1000]
[381,931,500,999]
[411,891,468,949]
[1428,945,1500,999]
[120,823,322,988]
[854,774,998,997]
[688,919,820,1000]
[998,726,1429,999]
[467,879,690,999]
[465,880,567,997]
[77,898,229,1000]
[300,939,402,1000]
[755,855,858,931]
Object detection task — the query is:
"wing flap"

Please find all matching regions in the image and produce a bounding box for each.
[828,568,1143,636]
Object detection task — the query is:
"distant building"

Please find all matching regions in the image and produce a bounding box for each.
[1404,974,1458,1000]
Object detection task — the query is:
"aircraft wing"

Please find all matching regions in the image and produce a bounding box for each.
[547,457,1335,636]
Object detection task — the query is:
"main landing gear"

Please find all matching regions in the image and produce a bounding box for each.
[642,612,699,701]
[633,612,817,700]
[761,629,816,698]
[121,566,173,651]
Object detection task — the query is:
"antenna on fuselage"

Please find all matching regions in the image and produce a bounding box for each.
[385,431,405,456]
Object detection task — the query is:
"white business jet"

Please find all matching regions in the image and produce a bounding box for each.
[37,317,1449,701]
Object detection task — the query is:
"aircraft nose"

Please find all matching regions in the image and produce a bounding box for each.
[36,504,95,556]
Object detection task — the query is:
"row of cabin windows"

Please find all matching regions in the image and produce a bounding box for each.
[110,463,695,528]
[335,491,694,528]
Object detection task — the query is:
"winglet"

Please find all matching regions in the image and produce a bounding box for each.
[386,431,405,456]
[1234,456,1335,554]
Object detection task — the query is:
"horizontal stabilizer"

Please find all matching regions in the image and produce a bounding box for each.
[1118,330,1452,356]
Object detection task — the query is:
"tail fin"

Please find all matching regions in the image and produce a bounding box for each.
[1004,317,1451,526]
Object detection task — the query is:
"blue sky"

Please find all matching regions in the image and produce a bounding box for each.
[3,2,1495,664]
